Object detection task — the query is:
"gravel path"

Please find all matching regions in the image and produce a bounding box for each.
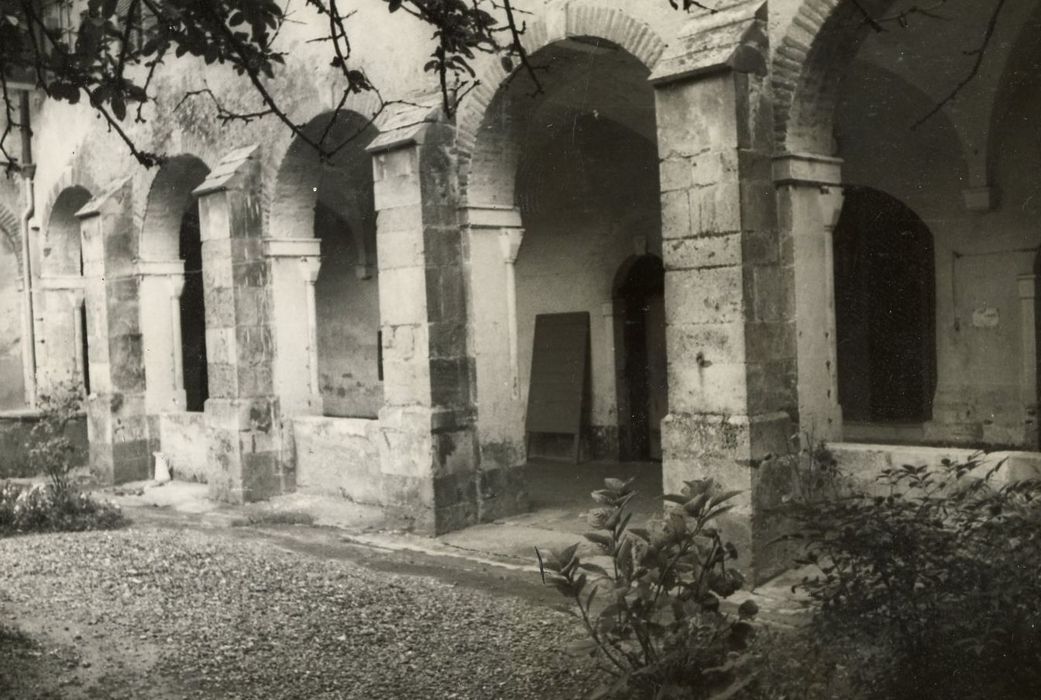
[0,526,595,699]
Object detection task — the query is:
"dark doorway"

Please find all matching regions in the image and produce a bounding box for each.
[79,304,90,395]
[78,251,90,395]
[834,186,936,423]
[179,204,208,412]
[615,255,668,460]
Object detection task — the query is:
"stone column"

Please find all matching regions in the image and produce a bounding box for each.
[369,109,521,534]
[773,154,844,442]
[193,145,289,503]
[136,260,187,415]
[76,177,151,484]
[264,238,322,416]
[1018,274,1038,448]
[650,5,793,581]
[34,275,86,396]
[461,205,528,475]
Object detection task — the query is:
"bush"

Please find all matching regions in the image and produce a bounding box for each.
[0,481,126,536]
[785,456,1041,699]
[28,387,86,503]
[537,477,759,700]
[0,386,127,537]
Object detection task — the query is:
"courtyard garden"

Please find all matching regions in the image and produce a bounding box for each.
[3,390,1041,699]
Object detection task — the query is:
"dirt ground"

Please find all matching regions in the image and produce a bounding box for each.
[0,513,593,699]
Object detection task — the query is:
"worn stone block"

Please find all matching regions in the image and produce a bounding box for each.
[158,412,208,483]
[108,334,146,392]
[204,287,236,328]
[112,439,150,484]
[669,360,748,415]
[430,357,470,409]
[690,182,742,234]
[294,416,381,503]
[667,321,746,367]
[664,233,741,270]
[376,227,424,269]
[666,267,743,326]
[432,426,476,476]
[236,364,274,397]
[206,362,237,398]
[242,451,281,501]
[660,189,692,240]
[232,259,268,288]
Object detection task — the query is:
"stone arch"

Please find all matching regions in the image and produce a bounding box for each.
[269,110,378,252]
[140,154,211,261]
[270,109,383,418]
[772,0,902,154]
[40,185,92,277]
[455,0,668,203]
[259,89,384,235]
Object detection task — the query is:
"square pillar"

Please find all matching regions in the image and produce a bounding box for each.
[460,205,528,483]
[651,5,793,581]
[773,154,845,442]
[193,145,288,503]
[76,177,151,484]
[369,113,514,534]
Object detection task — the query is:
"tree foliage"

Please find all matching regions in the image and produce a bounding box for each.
[0,0,1012,170]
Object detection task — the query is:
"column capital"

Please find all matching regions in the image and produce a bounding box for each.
[263,237,322,258]
[301,256,322,284]
[460,204,523,231]
[498,228,524,264]
[772,152,844,187]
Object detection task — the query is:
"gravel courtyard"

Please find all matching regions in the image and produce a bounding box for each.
[0,524,594,699]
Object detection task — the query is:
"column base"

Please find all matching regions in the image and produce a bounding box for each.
[205,396,288,504]
[87,393,151,485]
[662,411,793,584]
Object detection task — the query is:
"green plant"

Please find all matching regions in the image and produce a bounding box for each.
[0,385,127,538]
[26,386,85,506]
[537,477,759,700]
[0,481,126,536]
[788,456,1041,699]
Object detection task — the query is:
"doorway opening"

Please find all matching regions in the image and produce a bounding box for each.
[834,186,936,435]
[614,255,667,460]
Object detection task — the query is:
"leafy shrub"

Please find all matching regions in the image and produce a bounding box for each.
[28,387,87,504]
[0,386,127,537]
[786,456,1041,699]
[537,477,760,699]
[0,481,126,537]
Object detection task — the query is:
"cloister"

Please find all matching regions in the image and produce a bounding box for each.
[2,0,1040,580]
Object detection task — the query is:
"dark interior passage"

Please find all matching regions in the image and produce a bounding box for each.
[834,186,936,423]
[79,251,90,395]
[179,204,208,412]
[615,255,667,460]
